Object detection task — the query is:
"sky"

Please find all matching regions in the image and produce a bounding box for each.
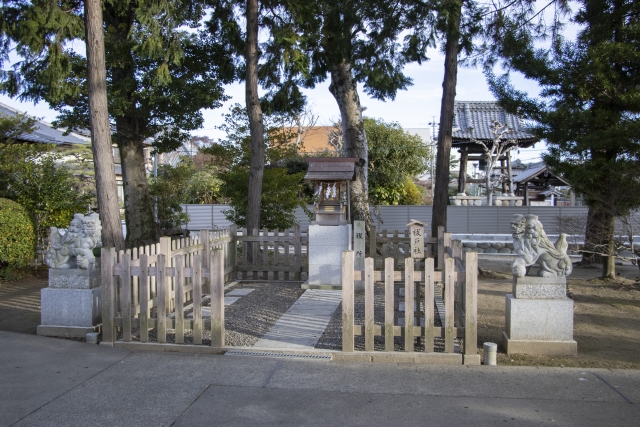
[0,49,548,164]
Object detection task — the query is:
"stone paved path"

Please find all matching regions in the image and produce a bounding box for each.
[254,289,342,349]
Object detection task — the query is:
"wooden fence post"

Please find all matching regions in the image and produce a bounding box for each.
[121,251,131,342]
[159,236,172,314]
[201,230,210,294]
[444,257,455,353]
[294,225,302,281]
[174,254,184,344]
[364,257,374,351]
[437,226,445,269]
[384,257,394,352]
[341,250,354,352]
[139,253,149,343]
[193,254,203,345]
[156,254,167,344]
[229,224,237,281]
[464,251,478,356]
[210,248,225,347]
[101,247,116,343]
[405,257,414,352]
[424,257,435,352]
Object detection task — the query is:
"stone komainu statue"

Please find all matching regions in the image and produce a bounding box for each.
[45,213,102,269]
[511,214,573,278]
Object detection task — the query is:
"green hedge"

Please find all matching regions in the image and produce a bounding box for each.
[0,198,36,279]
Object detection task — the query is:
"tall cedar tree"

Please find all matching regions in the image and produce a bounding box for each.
[287,0,432,228]
[0,0,229,248]
[245,0,264,236]
[206,0,308,236]
[487,0,640,278]
[430,0,566,237]
[84,0,125,250]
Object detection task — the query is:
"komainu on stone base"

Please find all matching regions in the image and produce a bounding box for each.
[45,213,102,269]
[510,214,572,278]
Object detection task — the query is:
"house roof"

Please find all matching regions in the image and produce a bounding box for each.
[452,101,538,151]
[513,163,570,187]
[0,102,89,146]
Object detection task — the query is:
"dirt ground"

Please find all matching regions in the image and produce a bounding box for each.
[1,261,639,369]
[476,259,640,369]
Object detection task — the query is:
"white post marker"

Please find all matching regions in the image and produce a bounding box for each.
[484,342,498,365]
[407,219,427,259]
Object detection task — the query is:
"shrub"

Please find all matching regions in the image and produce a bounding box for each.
[0,198,36,279]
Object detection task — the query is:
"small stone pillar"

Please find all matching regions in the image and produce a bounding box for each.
[502,276,577,356]
[38,268,102,338]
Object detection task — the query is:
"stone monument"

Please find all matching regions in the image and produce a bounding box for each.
[38,213,103,338]
[302,158,358,289]
[502,214,578,355]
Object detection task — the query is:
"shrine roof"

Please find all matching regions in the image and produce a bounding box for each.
[452,101,539,149]
[303,157,359,181]
[513,163,570,186]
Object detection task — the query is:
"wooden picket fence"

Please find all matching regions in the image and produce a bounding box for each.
[367,225,451,271]
[101,229,233,345]
[342,231,478,359]
[235,225,308,281]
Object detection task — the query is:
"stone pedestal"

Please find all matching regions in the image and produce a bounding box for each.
[302,224,351,289]
[503,276,577,356]
[38,268,102,338]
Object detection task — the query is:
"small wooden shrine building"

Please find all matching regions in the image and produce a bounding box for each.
[452,101,539,197]
[513,162,573,206]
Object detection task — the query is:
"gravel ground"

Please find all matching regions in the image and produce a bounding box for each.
[120,280,451,353]
[315,282,445,352]
[124,281,306,346]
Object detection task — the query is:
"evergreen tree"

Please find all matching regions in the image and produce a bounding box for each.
[287,0,432,228]
[0,0,229,248]
[206,0,310,242]
[365,118,430,205]
[488,0,640,278]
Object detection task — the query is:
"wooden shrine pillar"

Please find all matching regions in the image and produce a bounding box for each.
[457,148,468,194]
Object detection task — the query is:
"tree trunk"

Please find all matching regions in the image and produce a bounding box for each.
[329,61,371,227]
[432,2,461,238]
[245,0,264,241]
[104,5,157,249]
[601,212,616,279]
[84,0,125,251]
[485,163,493,206]
[116,116,158,248]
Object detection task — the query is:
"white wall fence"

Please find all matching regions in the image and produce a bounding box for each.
[180,204,640,235]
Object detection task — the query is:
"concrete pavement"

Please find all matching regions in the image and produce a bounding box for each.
[1,330,639,426]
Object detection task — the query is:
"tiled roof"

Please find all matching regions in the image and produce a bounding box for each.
[452,101,538,147]
[513,163,570,186]
[513,164,548,183]
[0,102,89,145]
